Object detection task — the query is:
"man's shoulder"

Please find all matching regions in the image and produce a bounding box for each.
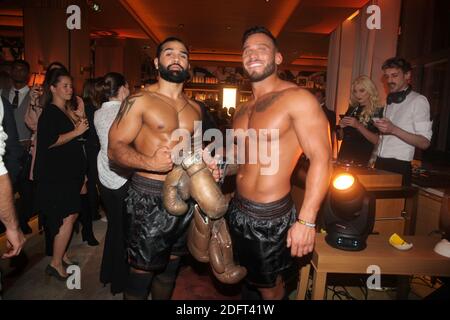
[128,90,154,101]
[277,86,317,110]
[408,91,430,108]
[236,99,253,113]
[122,91,158,110]
[279,86,313,99]
[409,91,428,101]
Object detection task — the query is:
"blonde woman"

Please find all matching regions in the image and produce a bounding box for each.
[337,75,384,166]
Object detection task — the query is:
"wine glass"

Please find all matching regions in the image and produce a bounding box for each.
[77,116,88,143]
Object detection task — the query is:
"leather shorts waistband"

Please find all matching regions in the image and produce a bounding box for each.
[233,193,294,219]
[130,174,164,196]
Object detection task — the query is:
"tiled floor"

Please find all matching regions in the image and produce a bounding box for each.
[0,220,441,300]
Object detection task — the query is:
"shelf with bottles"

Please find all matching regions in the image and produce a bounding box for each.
[185,90,220,103]
[295,71,326,90]
[239,91,252,103]
[191,75,219,84]
[184,82,222,91]
[185,84,252,107]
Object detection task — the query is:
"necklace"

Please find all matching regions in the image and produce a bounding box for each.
[152,92,190,114]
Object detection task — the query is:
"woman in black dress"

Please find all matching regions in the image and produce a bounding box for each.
[337,75,384,166]
[82,79,101,223]
[77,78,102,245]
[34,68,89,280]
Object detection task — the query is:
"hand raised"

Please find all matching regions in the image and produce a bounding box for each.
[74,118,89,136]
[148,146,173,172]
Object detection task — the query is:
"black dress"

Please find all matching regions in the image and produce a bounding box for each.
[84,103,100,219]
[338,105,382,166]
[34,104,86,255]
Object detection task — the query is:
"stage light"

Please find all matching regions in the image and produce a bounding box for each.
[333,173,354,190]
[323,172,375,251]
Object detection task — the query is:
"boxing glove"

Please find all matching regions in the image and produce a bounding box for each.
[182,153,229,219]
[187,205,211,263]
[162,165,191,216]
[209,218,247,284]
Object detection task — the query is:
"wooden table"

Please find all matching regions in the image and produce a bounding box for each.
[296,234,450,300]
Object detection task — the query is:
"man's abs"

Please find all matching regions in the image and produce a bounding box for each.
[236,166,293,203]
[236,143,301,203]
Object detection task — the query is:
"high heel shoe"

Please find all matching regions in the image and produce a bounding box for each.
[45,264,68,281]
[62,259,80,269]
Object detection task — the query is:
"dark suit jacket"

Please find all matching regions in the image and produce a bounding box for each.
[2,87,32,141]
[1,96,24,185]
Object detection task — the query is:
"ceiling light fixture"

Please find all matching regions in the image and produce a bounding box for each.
[346,10,360,21]
[86,1,101,13]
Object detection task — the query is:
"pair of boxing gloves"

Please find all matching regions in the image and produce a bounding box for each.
[163,153,246,284]
[163,152,228,219]
[188,205,247,284]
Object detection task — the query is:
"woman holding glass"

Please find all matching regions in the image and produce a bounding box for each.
[34,68,88,280]
[337,75,384,166]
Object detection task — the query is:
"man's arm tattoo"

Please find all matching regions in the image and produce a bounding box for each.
[115,93,143,124]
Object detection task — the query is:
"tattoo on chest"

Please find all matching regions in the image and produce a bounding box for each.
[234,104,250,119]
[234,91,284,120]
[116,93,143,124]
[254,92,283,113]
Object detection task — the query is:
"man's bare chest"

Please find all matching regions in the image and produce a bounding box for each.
[234,92,289,132]
[144,102,200,134]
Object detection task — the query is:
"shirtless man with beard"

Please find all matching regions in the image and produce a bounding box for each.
[108,37,202,300]
[226,26,332,300]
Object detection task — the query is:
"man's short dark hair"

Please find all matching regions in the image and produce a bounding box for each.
[242,26,277,49]
[12,59,30,72]
[382,57,412,73]
[156,37,189,59]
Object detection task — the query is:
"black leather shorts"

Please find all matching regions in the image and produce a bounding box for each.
[125,174,194,272]
[227,193,296,288]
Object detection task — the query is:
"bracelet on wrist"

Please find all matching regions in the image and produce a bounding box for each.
[297,218,316,228]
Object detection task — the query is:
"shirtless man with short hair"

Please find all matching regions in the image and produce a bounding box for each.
[108,37,201,300]
[226,26,332,300]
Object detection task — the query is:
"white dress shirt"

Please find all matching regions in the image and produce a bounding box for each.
[8,85,30,107]
[377,90,433,162]
[94,101,129,190]
[0,99,8,175]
